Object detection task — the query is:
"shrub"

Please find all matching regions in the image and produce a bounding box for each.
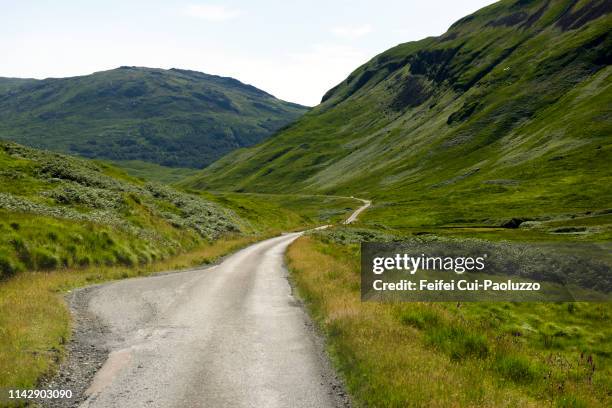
[312,227,396,244]
[145,183,240,239]
[37,155,125,190]
[47,184,124,209]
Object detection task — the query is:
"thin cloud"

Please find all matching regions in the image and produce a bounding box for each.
[331,24,373,40]
[183,4,242,22]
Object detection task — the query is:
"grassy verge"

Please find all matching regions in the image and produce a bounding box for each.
[286,235,611,407]
[0,234,260,391]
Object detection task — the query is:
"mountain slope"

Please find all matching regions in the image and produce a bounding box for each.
[183,0,612,229]
[0,67,307,169]
[0,77,36,93]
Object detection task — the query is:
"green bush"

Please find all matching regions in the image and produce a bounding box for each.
[47,184,124,209]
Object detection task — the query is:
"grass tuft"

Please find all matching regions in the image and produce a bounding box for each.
[494,354,541,384]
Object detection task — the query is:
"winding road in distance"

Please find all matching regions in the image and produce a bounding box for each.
[343,198,371,224]
[62,198,370,408]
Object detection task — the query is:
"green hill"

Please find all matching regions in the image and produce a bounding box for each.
[184,0,612,233]
[0,67,307,170]
[0,141,242,279]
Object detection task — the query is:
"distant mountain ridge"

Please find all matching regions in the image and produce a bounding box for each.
[0,67,307,168]
[183,0,611,229]
[0,77,37,93]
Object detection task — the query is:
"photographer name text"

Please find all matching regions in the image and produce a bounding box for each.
[372,279,541,292]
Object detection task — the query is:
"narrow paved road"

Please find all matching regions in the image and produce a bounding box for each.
[73,199,368,408]
[343,199,370,224]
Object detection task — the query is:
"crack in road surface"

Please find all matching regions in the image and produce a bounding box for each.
[44,198,369,408]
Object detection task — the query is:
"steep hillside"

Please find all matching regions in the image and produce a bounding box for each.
[0,67,307,169]
[0,141,241,279]
[185,0,612,231]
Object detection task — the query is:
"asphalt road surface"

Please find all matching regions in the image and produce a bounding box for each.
[62,200,369,408]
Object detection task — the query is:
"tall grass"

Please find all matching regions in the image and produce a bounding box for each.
[286,236,611,407]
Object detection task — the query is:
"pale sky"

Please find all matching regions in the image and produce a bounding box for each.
[0,1,497,106]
